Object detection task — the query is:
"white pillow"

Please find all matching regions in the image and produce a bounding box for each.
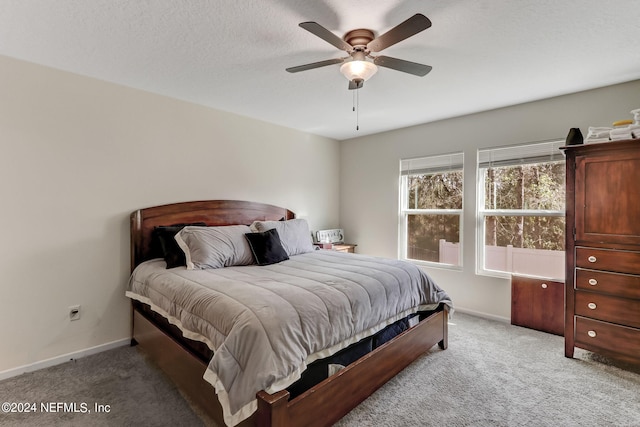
[175,225,255,270]
[250,219,314,256]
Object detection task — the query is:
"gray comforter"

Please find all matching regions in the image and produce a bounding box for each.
[126,250,452,426]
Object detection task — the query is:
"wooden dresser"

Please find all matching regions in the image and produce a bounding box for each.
[563,139,640,364]
[511,275,564,336]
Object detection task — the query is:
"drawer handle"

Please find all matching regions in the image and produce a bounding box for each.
[587,330,597,338]
[588,278,598,286]
[588,256,597,263]
[588,302,597,310]
[541,283,548,289]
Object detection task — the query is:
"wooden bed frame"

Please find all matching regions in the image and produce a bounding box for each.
[129,200,449,427]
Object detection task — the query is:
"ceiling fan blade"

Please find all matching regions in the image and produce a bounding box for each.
[286,58,345,73]
[348,80,364,90]
[373,55,432,76]
[299,22,353,51]
[367,14,432,52]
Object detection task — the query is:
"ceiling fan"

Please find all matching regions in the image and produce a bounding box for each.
[286,13,433,90]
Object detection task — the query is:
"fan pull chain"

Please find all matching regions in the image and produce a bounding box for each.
[352,86,360,131]
[356,87,359,131]
[352,89,356,112]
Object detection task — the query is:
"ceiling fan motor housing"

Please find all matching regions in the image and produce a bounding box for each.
[343,29,375,49]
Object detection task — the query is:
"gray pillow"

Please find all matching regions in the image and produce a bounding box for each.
[175,225,255,270]
[250,219,314,256]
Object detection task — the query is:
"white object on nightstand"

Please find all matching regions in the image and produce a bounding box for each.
[316,229,344,244]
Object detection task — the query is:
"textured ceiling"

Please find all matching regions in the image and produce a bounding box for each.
[1,0,639,140]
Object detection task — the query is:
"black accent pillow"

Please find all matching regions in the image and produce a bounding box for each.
[245,228,289,266]
[152,223,206,268]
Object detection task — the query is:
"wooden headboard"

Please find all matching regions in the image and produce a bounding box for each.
[130,200,295,272]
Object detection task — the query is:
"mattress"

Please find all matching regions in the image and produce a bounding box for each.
[126,250,452,426]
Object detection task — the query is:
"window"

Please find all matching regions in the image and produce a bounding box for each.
[477,140,565,278]
[399,153,464,267]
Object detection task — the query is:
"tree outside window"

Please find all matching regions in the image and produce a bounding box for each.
[400,153,463,267]
[478,141,565,278]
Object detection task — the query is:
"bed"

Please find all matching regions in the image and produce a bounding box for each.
[127,200,451,427]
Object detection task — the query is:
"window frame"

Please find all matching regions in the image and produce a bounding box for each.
[399,152,464,270]
[475,140,565,278]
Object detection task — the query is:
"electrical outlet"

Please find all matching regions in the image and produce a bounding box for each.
[69,305,81,321]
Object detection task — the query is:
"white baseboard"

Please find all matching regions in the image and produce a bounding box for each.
[453,307,510,323]
[0,338,130,382]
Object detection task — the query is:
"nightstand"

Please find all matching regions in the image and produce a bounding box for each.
[332,243,357,253]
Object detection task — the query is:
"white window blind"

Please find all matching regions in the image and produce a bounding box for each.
[401,152,464,176]
[478,139,564,168]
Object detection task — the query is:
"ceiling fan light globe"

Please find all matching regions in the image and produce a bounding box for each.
[340,60,378,82]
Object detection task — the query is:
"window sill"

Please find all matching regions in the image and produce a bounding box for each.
[476,268,563,282]
[403,258,463,272]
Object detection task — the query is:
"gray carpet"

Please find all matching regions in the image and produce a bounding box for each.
[338,313,640,427]
[0,344,205,427]
[1,313,639,426]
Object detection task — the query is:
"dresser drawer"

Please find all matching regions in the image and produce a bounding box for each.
[575,247,640,275]
[575,316,640,360]
[575,291,640,328]
[575,268,640,299]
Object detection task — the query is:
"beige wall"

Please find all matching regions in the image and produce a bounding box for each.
[0,55,340,374]
[3,51,638,374]
[340,79,640,321]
